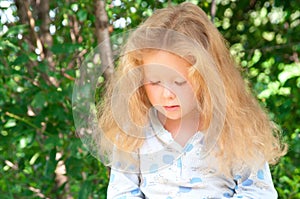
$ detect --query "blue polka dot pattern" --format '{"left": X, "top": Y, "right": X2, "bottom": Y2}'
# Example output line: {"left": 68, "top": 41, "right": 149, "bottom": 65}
{"left": 223, "top": 192, "right": 231, "bottom": 198}
{"left": 109, "top": 173, "right": 115, "bottom": 183}
{"left": 190, "top": 177, "right": 202, "bottom": 184}
{"left": 163, "top": 154, "right": 174, "bottom": 164}
{"left": 142, "top": 177, "right": 147, "bottom": 187}
{"left": 131, "top": 188, "right": 140, "bottom": 195}
{"left": 149, "top": 164, "right": 158, "bottom": 173}
{"left": 115, "top": 161, "right": 121, "bottom": 168}
{"left": 234, "top": 175, "right": 242, "bottom": 181}
{"left": 107, "top": 114, "right": 278, "bottom": 198}
{"left": 177, "top": 158, "right": 182, "bottom": 169}
{"left": 242, "top": 179, "right": 254, "bottom": 186}
{"left": 178, "top": 186, "right": 192, "bottom": 193}
{"left": 128, "top": 164, "right": 135, "bottom": 171}
{"left": 257, "top": 169, "right": 264, "bottom": 180}
{"left": 234, "top": 185, "right": 238, "bottom": 190}
{"left": 184, "top": 144, "right": 194, "bottom": 152}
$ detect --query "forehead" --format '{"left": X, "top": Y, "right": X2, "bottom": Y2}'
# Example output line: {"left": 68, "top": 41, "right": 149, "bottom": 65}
{"left": 142, "top": 50, "right": 191, "bottom": 77}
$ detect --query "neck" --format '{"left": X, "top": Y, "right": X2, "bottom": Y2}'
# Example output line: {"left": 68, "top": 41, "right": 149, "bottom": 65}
{"left": 157, "top": 111, "right": 200, "bottom": 146}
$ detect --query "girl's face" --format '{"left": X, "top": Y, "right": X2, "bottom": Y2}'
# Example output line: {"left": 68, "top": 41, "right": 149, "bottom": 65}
{"left": 143, "top": 51, "right": 199, "bottom": 121}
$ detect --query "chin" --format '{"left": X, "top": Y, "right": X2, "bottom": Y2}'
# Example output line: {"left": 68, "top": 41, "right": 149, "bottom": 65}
{"left": 164, "top": 114, "right": 182, "bottom": 121}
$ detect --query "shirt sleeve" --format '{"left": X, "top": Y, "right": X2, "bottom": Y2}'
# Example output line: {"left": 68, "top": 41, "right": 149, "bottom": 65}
{"left": 229, "top": 162, "right": 278, "bottom": 199}
{"left": 107, "top": 168, "right": 145, "bottom": 199}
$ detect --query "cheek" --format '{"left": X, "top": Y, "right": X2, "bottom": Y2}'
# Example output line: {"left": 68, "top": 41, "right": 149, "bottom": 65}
{"left": 144, "top": 85, "right": 158, "bottom": 103}
{"left": 175, "top": 86, "right": 198, "bottom": 106}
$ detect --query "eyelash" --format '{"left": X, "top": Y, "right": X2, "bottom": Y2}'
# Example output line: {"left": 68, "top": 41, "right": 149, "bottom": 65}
{"left": 148, "top": 81, "right": 187, "bottom": 86}
{"left": 175, "top": 81, "right": 187, "bottom": 86}
{"left": 149, "top": 81, "right": 160, "bottom": 85}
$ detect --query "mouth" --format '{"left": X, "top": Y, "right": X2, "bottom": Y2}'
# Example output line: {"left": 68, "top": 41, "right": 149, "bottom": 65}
{"left": 163, "top": 105, "right": 180, "bottom": 111}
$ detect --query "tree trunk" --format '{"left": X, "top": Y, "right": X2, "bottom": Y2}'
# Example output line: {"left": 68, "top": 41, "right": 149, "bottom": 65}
{"left": 15, "top": 0, "right": 44, "bottom": 57}
{"left": 211, "top": 0, "right": 217, "bottom": 23}
{"left": 37, "top": 0, "right": 55, "bottom": 70}
{"left": 94, "top": 0, "right": 114, "bottom": 80}
{"left": 14, "top": 0, "right": 59, "bottom": 87}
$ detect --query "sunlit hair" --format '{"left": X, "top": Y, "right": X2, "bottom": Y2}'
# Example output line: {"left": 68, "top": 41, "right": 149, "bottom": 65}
{"left": 98, "top": 2, "right": 286, "bottom": 175}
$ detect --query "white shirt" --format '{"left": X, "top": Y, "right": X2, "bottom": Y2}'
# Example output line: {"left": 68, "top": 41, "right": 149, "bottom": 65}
{"left": 107, "top": 110, "right": 278, "bottom": 199}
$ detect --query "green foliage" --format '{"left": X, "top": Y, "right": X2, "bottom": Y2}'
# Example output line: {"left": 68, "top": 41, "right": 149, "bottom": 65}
{"left": 0, "top": 0, "right": 299, "bottom": 198}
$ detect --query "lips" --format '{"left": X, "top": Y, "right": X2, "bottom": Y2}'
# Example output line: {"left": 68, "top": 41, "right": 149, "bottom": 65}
{"left": 163, "top": 105, "right": 180, "bottom": 111}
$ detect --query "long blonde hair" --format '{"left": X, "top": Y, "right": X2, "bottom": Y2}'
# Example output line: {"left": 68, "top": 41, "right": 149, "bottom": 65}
{"left": 98, "top": 2, "right": 286, "bottom": 174}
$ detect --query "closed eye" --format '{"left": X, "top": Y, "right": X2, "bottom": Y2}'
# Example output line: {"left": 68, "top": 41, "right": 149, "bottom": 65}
{"left": 149, "top": 81, "right": 161, "bottom": 85}
{"left": 175, "top": 81, "right": 187, "bottom": 86}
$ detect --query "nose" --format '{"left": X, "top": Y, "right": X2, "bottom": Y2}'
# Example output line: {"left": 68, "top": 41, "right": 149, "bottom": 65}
{"left": 162, "top": 86, "right": 176, "bottom": 99}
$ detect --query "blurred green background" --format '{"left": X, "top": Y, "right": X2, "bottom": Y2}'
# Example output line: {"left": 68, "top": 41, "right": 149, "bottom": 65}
{"left": 0, "top": 0, "right": 299, "bottom": 198}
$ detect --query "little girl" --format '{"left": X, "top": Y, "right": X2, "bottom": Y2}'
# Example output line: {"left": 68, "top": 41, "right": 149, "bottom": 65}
{"left": 97, "top": 2, "right": 286, "bottom": 198}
